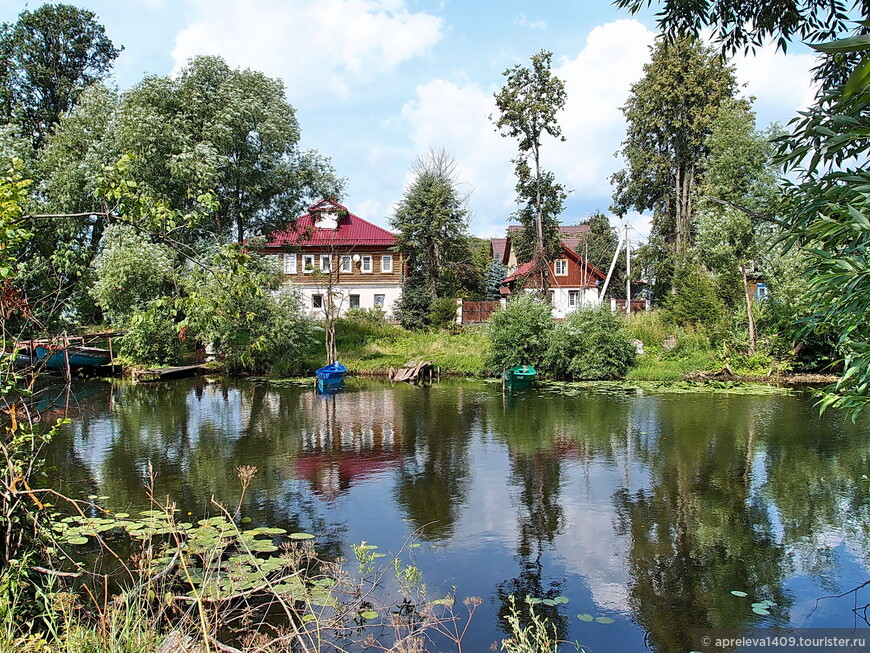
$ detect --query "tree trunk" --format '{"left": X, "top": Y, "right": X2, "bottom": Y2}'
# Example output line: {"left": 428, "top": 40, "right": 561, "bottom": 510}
{"left": 533, "top": 147, "right": 549, "bottom": 293}
{"left": 740, "top": 265, "right": 756, "bottom": 355}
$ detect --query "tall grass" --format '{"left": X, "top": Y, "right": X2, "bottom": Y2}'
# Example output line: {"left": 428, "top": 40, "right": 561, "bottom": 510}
{"left": 623, "top": 311, "right": 719, "bottom": 381}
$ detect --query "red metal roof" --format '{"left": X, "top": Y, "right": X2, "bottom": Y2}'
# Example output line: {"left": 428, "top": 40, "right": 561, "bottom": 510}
{"left": 265, "top": 199, "right": 397, "bottom": 248}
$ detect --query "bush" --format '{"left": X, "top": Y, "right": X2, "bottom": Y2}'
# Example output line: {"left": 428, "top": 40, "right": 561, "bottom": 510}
{"left": 664, "top": 263, "right": 724, "bottom": 328}
{"left": 394, "top": 282, "right": 433, "bottom": 330}
{"left": 344, "top": 307, "right": 387, "bottom": 326}
{"left": 485, "top": 293, "right": 553, "bottom": 373}
{"left": 544, "top": 308, "right": 636, "bottom": 380}
{"left": 118, "top": 303, "right": 186, "bottom": 366}
{"left": 91, "top": 225, "right": 177, "bottom": 323}
{"left": 429, "top": 297, "right": 458, "bottom": 329}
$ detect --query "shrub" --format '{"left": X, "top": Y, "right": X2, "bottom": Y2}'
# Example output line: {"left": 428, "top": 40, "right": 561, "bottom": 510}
{"left": 664, "top": 263, "right": 724, "bottom": 328}
{"left": 394, "top": 282, "right": 433, "bottom": 330}
{"left": 544, "top": 308, "right": 636, "bottom": 380}
{"left": 485, "top": 293, "right": 553, "bottom": 373}
{"left": 91, "top": 224, "right": 177, "bottom": 323}
{"left": 344, "top": 307, "right": 387, "bottom": 327}
{"left": 118, "top": 302, "right": 186, "bottom": 366}
{"left": 429, "top": 297, "right": 458, "bottom": 329}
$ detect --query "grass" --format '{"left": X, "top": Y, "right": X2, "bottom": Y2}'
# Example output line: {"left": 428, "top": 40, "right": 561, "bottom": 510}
{"left": 305, "top": 319, "right": 488, "bottom": 375}
{"left": 623, "top": 311, "right": 721, "bottom": 381}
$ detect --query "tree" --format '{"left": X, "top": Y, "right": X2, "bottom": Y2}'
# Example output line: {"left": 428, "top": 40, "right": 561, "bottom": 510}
{"left": 485, "top": 294, "right": 554, "bottom": 373}
{"left": 1, "top": 4, "right": 120, "bottom": 149}
{"left": 613, "top": 2, "right": 870, "bottom": 415}
{"left": 611, "top": 36, "right": 737, "bottom": 297}
{"left": 113, "top": 55, "right": 344, "bottom": 243}
{"left": 492, "top": 50, "right": 567, "bottom": 289}
{"left": 695, "top": 99, "right": 780, "bottom": 354}
{"left": 390, "top": 148, "right": 472, "bottom": 298}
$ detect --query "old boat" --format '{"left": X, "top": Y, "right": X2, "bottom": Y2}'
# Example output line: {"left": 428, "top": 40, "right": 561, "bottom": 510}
{"left": 315, "top": 361, "right": 347, "bottom": 388}
{"left": 33, "top": 344, "right": 112, "bottom": 371}
{"left": 503, "top": 364, "right": 537, "bottom": 390}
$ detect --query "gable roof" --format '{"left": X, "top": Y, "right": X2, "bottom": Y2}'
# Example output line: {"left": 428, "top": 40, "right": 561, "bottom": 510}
{"left": 505, "top": 224, "right": 592, "bottom": 253}
{"left": 490, "top": 237, "right": 508, "bottom": 263}
{"left": 503, "top": 243, "right": 606, "bottom": 284}
{"left": 265, "top": 199, "right": 397, "bottom": 248}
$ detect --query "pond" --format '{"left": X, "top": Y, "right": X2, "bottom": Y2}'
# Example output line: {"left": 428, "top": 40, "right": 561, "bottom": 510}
{"left": 46, "top": 377, "right": 870, "bottom": 652}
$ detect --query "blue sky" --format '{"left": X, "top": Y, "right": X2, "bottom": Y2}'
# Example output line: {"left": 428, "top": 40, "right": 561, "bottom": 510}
{"left": 1, "top": 0, "right": 819, "bottom": 244}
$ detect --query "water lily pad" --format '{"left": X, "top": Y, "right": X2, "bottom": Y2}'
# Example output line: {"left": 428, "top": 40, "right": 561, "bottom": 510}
{"left": 577, "top": 613, "right": 594, "bottom": 622}
{"left": 288, "top": 532, "right": 314, "bottom": 540}
{"left": 65, "top": 536, "right": 89, "bottom": 545}
{"left": 730, "top": 590, "right": 749, "bottom": 597}
{"left": 594, "top": 617, "right": 615, "bottom": 624}
{"left": 360, "top": 610, "right": 378, "bottom": 619}
{"left": 553, "top": 596, "right": 569, "bottom": 604}
{"left": 114, "top": 513, "right": 130, "bottom": 519}
{"left": 752, "top": 606, "right": 770, "bottom": 616}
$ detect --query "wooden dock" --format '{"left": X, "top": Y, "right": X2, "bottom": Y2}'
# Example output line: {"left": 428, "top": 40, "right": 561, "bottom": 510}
{"left": 131, "top": 364, "right": 208, "bottom": 382}
{"left": 388, "top": 360, "right": 436, "bottom": 384}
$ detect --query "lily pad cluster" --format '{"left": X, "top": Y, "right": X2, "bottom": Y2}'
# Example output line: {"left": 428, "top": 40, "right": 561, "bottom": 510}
{"left": 730, "top": 590, "right": 776, "bottom": 616}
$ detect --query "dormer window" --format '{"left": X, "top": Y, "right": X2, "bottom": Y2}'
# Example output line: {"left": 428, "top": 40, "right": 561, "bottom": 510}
{"left": 314, "top": 211, "right": 339, "bottom": 230}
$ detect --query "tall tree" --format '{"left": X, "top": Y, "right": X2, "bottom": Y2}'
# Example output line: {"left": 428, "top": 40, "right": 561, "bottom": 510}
{"left": 492, "top": 50, "right": 567, "bottom": 289}
{"left": 1, "top": 4, "right": 120, "bottom": 149}
{"left": 114, "top": 55, "right": 344, "bottom": 244}
{"left": 611, "top": 36, "right": 737, "bottom": 296}
{"left": 614, "top": 2, "right": 870, "bottom": 415}
{"left": 390, "top": 148, "right": 472, "bottom": 298}
{"left": 694, "top": 99, "right": 781, "bottom": 354}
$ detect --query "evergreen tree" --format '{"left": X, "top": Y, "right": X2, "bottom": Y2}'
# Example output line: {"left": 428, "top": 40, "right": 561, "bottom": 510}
{"left": 390, "top": 148, "right": 472, "bottom": 306}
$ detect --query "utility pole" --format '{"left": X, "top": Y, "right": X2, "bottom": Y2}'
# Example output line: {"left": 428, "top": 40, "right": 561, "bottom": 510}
{"left": 625, "top": 224, "right": 631, "bottom": 316}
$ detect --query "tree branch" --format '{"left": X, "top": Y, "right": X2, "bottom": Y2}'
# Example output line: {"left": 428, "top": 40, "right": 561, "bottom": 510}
{"left": 703, "top": 196, "right": 791, "bottom": 229}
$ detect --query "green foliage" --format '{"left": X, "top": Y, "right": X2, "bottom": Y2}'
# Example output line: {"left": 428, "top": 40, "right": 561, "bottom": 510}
{"left": 117, "top": 303, "right": 185, "bottom": 366}
{"left": 0, "top": 159, "right": 31, "bottom": 281}
{"left": 486, "top": 294, "right": 553, "bottom": 373}
{"left": 1, "top": 4, "right": 120, "bottom": 149}
{"left": 429, "top": 297, "right": 458, "bottom": 329}
{"left": 500, "top": 595, "right": 584, "bottom": 653}
{"left": 664, "top": 263, "right": 724, "bottom": 329}
{"left": 580, "top": 211, "right": 624, "bottom": 298}
{"left": 486, "top": 256, "right": 509, "bottom": 300}
{"left": 390, "top": 149, "right": 472, "bottom": 298}
{"left": 611, "top": 36, "right": 737, "bottom": 295}
{"left": 184, "top": 244, "right": 316, "bottom": 374}
{"left": 394, "top": 280, "right": 434, "bottom": 330}
{"left": 90, "top": 224, "right": 177, "bottom": 324}
{"left": 544, "top": 308, "right": 636, "bottom": 380}
{"left": 343, "top": 307, "right": 387, "bottom": 327}
{"left": 493, "top": 50, "right": 567, "bottom": 272}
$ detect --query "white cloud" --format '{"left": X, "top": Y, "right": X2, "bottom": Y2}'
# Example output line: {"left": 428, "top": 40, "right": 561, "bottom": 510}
{"left": 732, "top": 43, "right": 818, "bottom": 121}
{"left": 171, "top": 0, "right": 443, "bottom": 101}
{"left": 515, "top": 14, "right": 547, "bottom": 30}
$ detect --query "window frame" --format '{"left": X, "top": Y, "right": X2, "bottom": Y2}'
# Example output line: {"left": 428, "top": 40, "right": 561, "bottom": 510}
{"left": 349, "top": 294, "right": 360, "bottom": 309}
{"left": 568, "top": 290, "right": 579, "bottom": 307}
{"left": 312, "top": 294, "right": 323, "bottom": 309}
{"left": 320, "top": 254, "right": 332, "bottom": 273}
{"left": 381, "top": 255, "right": 393, "bottom": 274}
{"left": 374, "top": 294, "right": 385, "bottom": 308}
{"left": 341, "top": 255, "right": 352, "bottom": 274}
{"left": 302, "top": 254, "right": 315, "bottom": 273}
{"left": 361, "top": 255, "right": 373, "bottom": 273}
{"left": 554, "top": 259, "right": 568, "bottom": 276}
{"left": 283, "top": 253, "right": 297, "bottom": 275}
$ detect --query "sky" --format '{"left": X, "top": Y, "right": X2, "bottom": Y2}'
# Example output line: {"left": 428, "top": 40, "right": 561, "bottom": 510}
{"left": 1, "top": 0, "right": 820, "bottom": 245}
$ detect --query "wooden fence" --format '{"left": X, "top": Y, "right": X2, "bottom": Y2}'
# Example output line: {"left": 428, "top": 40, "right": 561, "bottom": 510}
{"left": 460, "top": 300, "right": 501, "bottom": 324}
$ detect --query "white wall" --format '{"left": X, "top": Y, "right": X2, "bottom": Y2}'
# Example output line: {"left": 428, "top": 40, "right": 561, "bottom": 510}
{"left": 550, "top": 287, "right": 601, "bottom": 319}
{"left": 283, "top": 282, "right": 402, "bottom": 319}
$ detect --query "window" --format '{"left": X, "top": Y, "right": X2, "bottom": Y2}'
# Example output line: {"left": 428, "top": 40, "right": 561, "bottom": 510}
{"left": 302, "top": 254, "right": 315, "bottom": 273}
{"left": 312, "top": 294, "right": 323, "bottom": 309}
{"left": 554, "top": 259, "right": 568, "bottom": 276}
{"left": 283, "top": 253, "right": 297, "bottom": 274}
{"left": 756, "top": 283, "right": 769, "bottom": 301}
{"left": 349, "top": 294, "right": 360, "bottom": 309}
{"left": 381, "top": 255, "right": 393, "bottom": 273}
{"left": 361, "top": 255, "right": 372, "bottom": 273}
{"left": 374, "top": 294, "right": 385, "bottom": 308}
{"left": 320, "top": 254, "right": 332, "bottom": 273}
{"left": 568, "top": 290, "right": 579, "bottom": 307}
{"left": 341, "top": 255, "right": 352, "bottom": 273}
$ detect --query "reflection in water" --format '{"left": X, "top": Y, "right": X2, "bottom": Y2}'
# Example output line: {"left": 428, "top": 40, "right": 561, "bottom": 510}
{"left": 45, "top": 379, "right": 870, "bottom": 652}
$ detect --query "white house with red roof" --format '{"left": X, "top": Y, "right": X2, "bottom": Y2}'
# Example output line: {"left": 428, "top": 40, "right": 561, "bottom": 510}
{"left": 262, "top": 199, "right": 404, "bottom": 318}
{"left": 495, "top": 226, "right": 606, "bottom": 319}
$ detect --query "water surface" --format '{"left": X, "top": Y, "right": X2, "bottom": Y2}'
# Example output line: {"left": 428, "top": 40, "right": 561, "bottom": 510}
{"left": 47, "top": 378, "right": 870, "bottom": 652}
